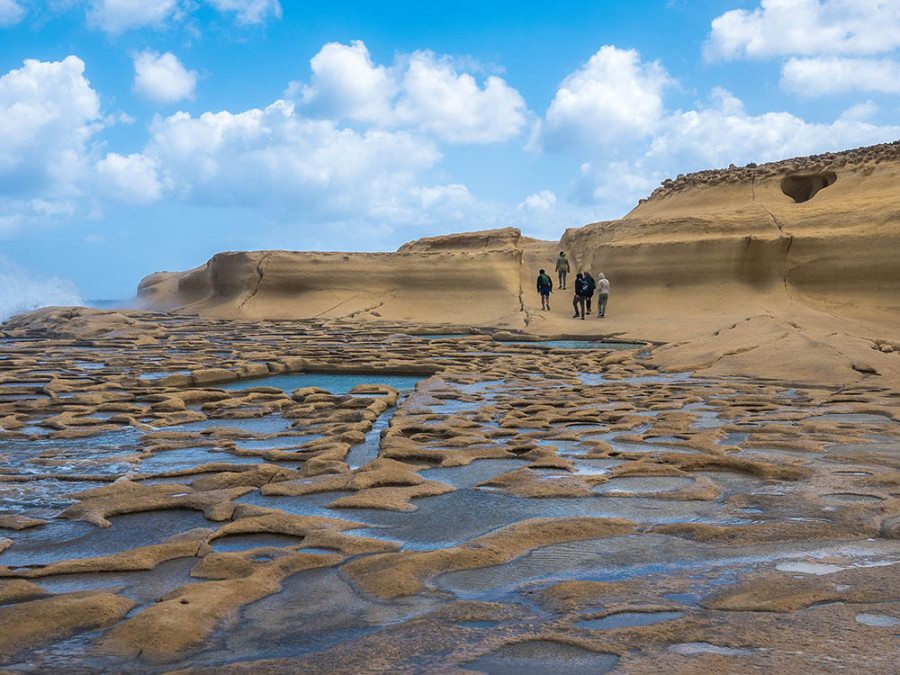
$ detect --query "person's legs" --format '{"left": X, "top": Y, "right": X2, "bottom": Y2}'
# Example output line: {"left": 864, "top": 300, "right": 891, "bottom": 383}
{"left": 560, "top": 271, "right": 567, "bottom": 289}
{"left": 572, "top": 296, "right": 585, "bottom": 318}
{"left": 586, "top": 293, "right": 593, "bottom": 314}
{"left": 598, "top": 292, "right": 608, "bottom": 317}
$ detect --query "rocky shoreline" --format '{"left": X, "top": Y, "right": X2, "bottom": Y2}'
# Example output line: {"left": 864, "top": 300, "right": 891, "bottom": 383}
{"left": 0, "top": 307, "right": 897, "bottom": 672}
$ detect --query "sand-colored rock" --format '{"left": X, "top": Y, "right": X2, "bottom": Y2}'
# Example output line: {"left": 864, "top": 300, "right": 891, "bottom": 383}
{"left": 102, "top": 551, "right": 339, "bottom": 660}
{"left": 342, "top": 516, "right": 634, "bottom": 598}
{"left": 137, "top": 228, "right": 528, "bottom": 327}
{"left": 131, "top": 142, "right": 900, "bottom": 387}
{"left": 0, "top": 591, "right": 136, "bottom": 658}
{"left": 2, "top": 141, "right": 900, "bottom": 673}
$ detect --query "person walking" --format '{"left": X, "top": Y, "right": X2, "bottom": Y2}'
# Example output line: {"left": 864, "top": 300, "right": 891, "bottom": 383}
{"left": 536, "top": 268, "right": 553, "bottom": 310}
{"left": 555, "top": 252, "right": 570, "bottom": 290}
{"left": 596, "top": 272, "right": 610, "bottom": 318}
{"left": 582, "top": 271, "right": 596, "bottom": 314}
{"left": 572, "top": 273, "right": 587, "bottom": 319}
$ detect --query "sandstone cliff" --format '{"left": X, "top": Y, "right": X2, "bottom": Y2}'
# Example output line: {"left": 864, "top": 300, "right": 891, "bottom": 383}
{"left": 135, "top": 141, "right": 900, "bottom": 384}
{"left": 138, "top": 228, "right": 532, "bottom": 327}
{"left": 560, "top": 141, "right": 900, "bottom": 322}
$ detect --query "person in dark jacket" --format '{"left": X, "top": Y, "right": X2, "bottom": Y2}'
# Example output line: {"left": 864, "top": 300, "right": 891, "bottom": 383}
{"left": 572, "top": 273, "right": 587, "bottom": 319}
{"left": 582, "top": 271, "right": 596, "bottom": 314}
{"left": 536, "top": 269, "right": 553, "bottom": 310}
{"left": 555, "top": 252, "right": 570, "bottom": 289}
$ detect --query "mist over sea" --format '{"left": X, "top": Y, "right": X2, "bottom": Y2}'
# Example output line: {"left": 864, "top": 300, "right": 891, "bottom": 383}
{"left": 0, "top": 256, "right": 84, "bottom": 322}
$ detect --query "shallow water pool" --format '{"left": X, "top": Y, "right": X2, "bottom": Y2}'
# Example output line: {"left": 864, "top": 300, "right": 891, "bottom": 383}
{"left": 221, "top": 372, "right": 425, "bottom": 394}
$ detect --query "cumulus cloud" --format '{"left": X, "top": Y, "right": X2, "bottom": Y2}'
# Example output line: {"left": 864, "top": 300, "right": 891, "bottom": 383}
{"left": 301, "top": 41, "right": 396, "bottom": 124}
{"left": 649, "top": 88, "right": 900, "bottom": 168}
{"left": 295, "top": 41, "right": 527, "bottom": 144}
{"left": 139, "top": 100, "right": 445, "bottom": 220}
{"left": 534, "top": 45, "right": 673, "bottom": 152}
{"left": 204, "top": 0, "right": 281, "bottom": 25}
{"left": 86, "top": 0, "right": 179, "bottom": 34}
{"left": 705, "top": 0, "right": 900, "bottom": 61}
{"left": 394, "top": 51, "right": 527, "bottom": 143}
{"left": 0, "top": 52, "right": 498, "bottom": 241}
{"left": 839, "top": 100, "right": 881, "bottom": 121}
{"left": 782, "top": 56, "right": 900, "bottom": 96}
{"left": 0, "top": 0, "right": 25, "bottom": 26}
{"left": 519, "top": 190, "right": 557, "bottom": 211}
{"left": 571, "top": 87, "right": 900, "bottom": 212}
{"left": 95, "top": 152, "right": 165, "bottom": 204}
{"left": 133, "top": 51, "right": 198, "bottom": 103}
{"left": 0, "top": 56, "right": 101, "bottom": 196}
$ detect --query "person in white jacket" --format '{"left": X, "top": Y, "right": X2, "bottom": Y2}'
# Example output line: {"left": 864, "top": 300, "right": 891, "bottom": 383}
{"left": 596, "top": 273, "right": 610, "bottom": 318}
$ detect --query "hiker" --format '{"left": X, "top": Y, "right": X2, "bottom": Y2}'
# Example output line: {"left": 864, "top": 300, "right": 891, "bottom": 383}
{"left": 572, "top": 273, "right": 588, "bottom": 319}
{"left": 555, "top": 252, "right": 570, "bottom": 289}
{"left": 582, "top": 271, "right": 596, "bottom": 314}
{"left": 536, "top": 268, "right": 553, "bottom": 310}
{"left": 597, "top": 272, "right": 610, "bottom": 318}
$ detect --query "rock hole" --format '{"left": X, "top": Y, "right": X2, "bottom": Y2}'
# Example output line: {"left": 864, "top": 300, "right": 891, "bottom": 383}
{"left": 781, "top": 172, "right": 837, "bottom": 203}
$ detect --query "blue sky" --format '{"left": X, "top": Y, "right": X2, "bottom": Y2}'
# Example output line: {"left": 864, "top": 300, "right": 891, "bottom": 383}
{"left": 1, "top": 0, "right": 898, "bottom": 303}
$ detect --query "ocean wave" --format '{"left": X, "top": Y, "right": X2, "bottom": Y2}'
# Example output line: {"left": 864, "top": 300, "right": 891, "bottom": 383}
{"left": 0, "top": 257, "right": 84, "bottom": 323}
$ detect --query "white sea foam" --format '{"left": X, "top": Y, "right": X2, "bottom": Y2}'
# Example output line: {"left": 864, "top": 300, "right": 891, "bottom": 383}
{"left": 0, "top": 257, "right": 84, "bottom": 322}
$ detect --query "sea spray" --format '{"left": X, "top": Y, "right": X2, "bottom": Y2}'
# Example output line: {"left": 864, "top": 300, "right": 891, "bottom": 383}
{"left": 0, "top": 256, "right": 84, "bottom": 322}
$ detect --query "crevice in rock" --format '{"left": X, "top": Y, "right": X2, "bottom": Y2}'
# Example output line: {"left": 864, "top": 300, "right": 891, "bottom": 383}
{"left": 238, "top": 253, "right": 271, "bottom": 311}
{"left": 517, "top": 249, "right": 525, "bottom": 314}
{"left": 313, "top": 294, "right": 364, "bottom": 319}
{"left": 783, "top": 235, "right": 794, "bottom": 292}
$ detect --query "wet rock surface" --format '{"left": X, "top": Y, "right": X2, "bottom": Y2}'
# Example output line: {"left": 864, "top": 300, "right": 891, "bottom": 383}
{"left": 0, "top": 310, "right": 898, "bottom": 672}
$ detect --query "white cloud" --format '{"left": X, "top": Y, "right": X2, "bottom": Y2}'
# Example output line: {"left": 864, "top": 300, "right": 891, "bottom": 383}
{"left": 86, "top": 0, "right": 179, "bottom": 34}
{"left": 133, "top": 51, "right": 198, "bottom": 103}
{"left": 573, "top": 161, "right": 662, "bottom": 216}
{"left": 840, "top": 100, "right": 881, "bottom": 121}
{"left": 0, "top": 199, "right": 84, "bottom": 237}
{"left": 300, "top": 40, "right": 396, "bottom": 124}
{"left": 373, "top": 183, "right": 476, "bottom": 225}
{"left": 85, "top": 0, "right": 281, "bottom": 33}
{"left": 0, "top": 0, "right": 25, "bottom": 26}
{"left": 394, "top": 51, "right": 527, "bottom": 143}
{"left": 204, "top": 0, "right": 281, "bottom": 25}
{"left": 570, "top": 86, "right": 900, "bottom": 212}
{"left": 705, "top": 0, "right": 900, "bottom": 61}
{"left": 295, "top": 41, "right": 527, "bottom": 144}
{"left": 782, "top": 56, "right": 900, "bottom": 96}
{"left": 650, "top": 88, "right": 900, "bottom": 168}
{"left": 519, "top": 190, "right": 557, "bottom": 211}
{"left": 140, "top": 100, "right": 444, "bottom": 220}
{"left": 95, "top": 152, "right": 165, "bottom": 204}
{"left": 535, "top": 45, "right": 673, "bottom": 152}
{"left": 30, "top": 199, "right": 77, "bottom": 217}
{"left": 0, "top": 56, "right": 101, "bottom": 196}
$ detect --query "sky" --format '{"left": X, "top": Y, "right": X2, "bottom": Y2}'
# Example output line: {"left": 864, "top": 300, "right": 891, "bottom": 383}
{"left": 1, "top": 0, "right": 899, "bottom": 304}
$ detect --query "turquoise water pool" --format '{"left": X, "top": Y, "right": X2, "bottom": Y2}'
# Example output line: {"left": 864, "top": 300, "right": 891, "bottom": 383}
{"left": 221, "top": 372, "right": 425, "bottom": 394}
